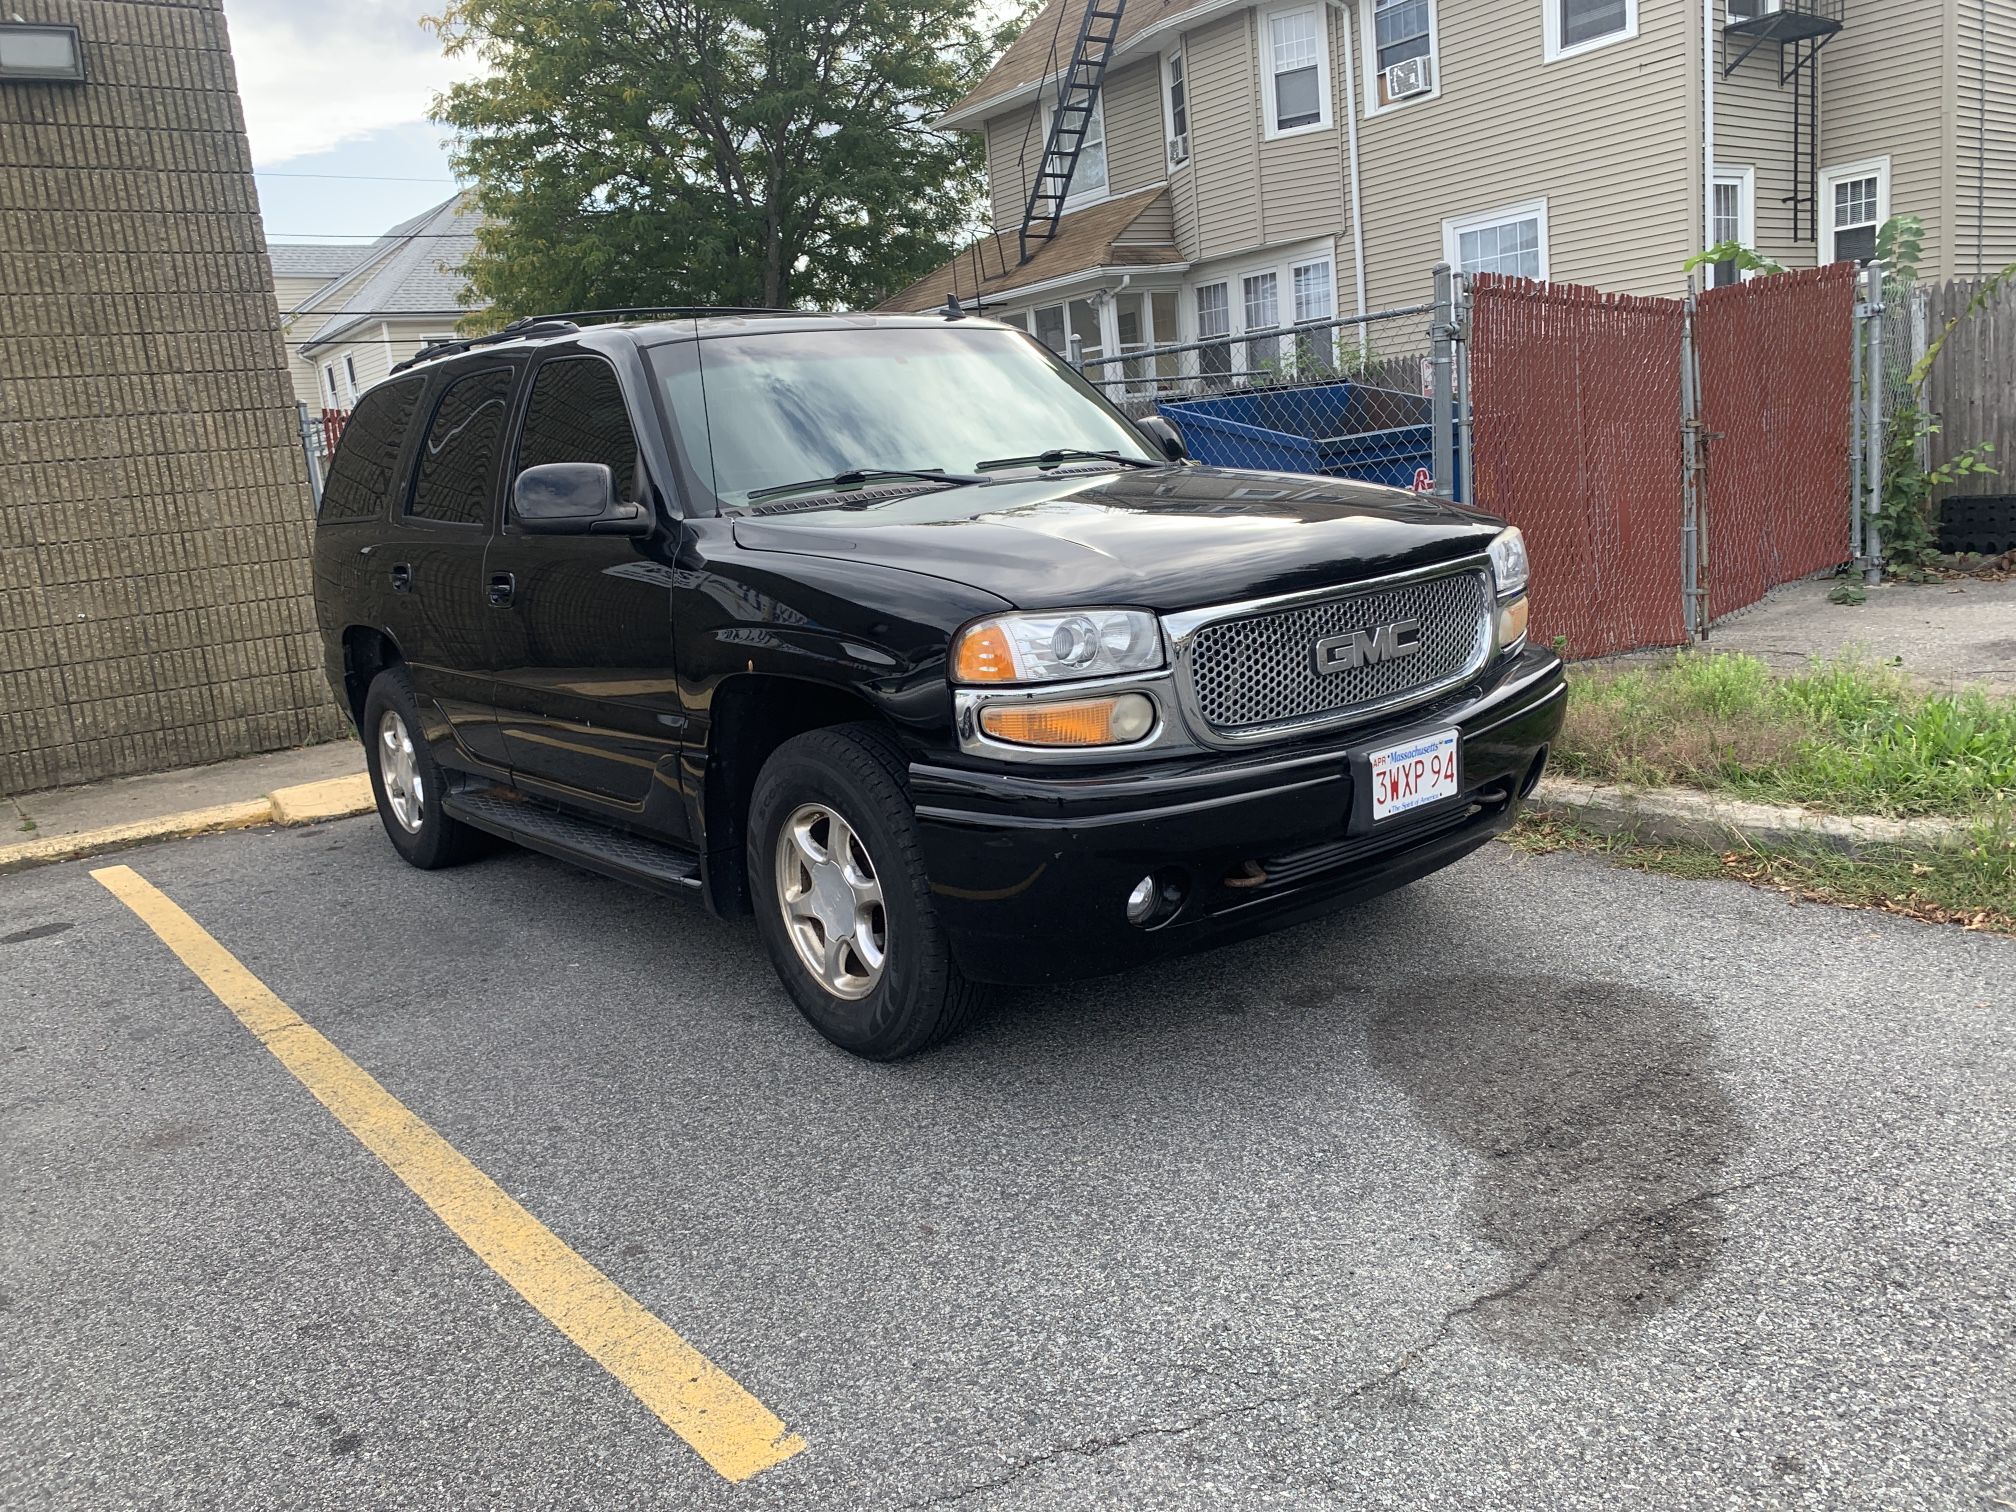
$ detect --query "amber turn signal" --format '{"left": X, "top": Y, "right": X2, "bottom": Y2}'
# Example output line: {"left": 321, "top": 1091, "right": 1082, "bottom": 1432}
{"left": 952, "top": 622, "right": 1017, "bottom": 683}
{"left": 979, "top": 693, "right": 1156, "bottom": 747}
{"left": 1497, "top": 594, "right": 1530, "bottom": 649}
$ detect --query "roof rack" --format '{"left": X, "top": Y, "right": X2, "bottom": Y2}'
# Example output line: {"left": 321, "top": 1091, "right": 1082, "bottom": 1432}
{"left": 386, "top": 306, "right": 828, "bottom": 374}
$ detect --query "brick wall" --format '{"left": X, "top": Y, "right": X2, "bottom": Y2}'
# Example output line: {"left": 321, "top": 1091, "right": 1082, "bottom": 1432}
{"left": 0, "top": 0, "right": 348, "bottom": 797}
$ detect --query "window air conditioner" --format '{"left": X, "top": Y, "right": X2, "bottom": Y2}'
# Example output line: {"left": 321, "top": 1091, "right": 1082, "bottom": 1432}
{"left": 1168, "top": 131, "right": 1189, "bottom": 163}
{"left": 1382, "top": 56, "right": 1433, "bottom": 100}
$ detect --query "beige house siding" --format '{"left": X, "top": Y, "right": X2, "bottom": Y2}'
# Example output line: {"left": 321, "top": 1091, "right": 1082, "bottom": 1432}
{"left": 1103, "top": 57, "right": 1169, "bottom": 196}
{"left": 1955, "top": 0, "right": 2016, "bottom": 274}
{"left": 1716, "top": 48, "right": 1813, "bottom": 270}
{"left": 1817, "top": 0, "right": 1951, "bottom": 273}
{"left": 1181, "top": 10, "right": 1267, "bottom": 262}
{"left": 985, "top": 107, "right": 1040, "bottom": 230}
{"left": 1356, "top": 0, "right": 1698, "bottom": 311}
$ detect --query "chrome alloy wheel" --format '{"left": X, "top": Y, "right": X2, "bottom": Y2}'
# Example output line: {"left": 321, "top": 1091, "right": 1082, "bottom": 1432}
{"left": 377, "top": 709, "right": 425, "bottom": 834}
{"left": 774, "top": 802, "right": 888, "bottom": 1000}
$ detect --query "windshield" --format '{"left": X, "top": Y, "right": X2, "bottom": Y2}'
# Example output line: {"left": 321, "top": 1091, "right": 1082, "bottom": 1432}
{"left": 650, "top": 325, "right": 1158, "bottom": 511}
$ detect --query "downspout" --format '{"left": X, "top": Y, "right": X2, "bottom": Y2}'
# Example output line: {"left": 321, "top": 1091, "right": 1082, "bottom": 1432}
{"left": 1701, "top": 0, "right": 1715, "bottom": 265}
{"left": 1332, "top": 0, "right": 1369, "bottom": 328}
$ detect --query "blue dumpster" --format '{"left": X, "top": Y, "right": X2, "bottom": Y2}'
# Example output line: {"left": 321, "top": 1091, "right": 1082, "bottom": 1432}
{"left": 1160, "top": 382, "right": 1446, "bottom": 495}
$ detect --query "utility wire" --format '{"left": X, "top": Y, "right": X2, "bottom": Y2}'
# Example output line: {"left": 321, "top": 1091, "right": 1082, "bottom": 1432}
{"left": 256, "top": 171, "right": 460, "bottom": 183}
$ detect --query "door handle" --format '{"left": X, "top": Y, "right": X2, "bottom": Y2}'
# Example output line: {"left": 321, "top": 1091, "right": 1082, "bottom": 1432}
{"left": 389, "top": 562, "right": 412, "bottom": 593}
{"left": 487, "top": 571, "right": 516, "bottom": 607}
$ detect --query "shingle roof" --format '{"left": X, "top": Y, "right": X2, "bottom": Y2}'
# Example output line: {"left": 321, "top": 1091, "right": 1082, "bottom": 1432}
{"left": 946, "top": 0, "right": 1219, "bottom": 124}
{"left": 297, "top": 191, "right": 490, "bottom": 353}
{"left": 267, "top": 243, "right": 370, "bottom": 280}
{"left": 876, "top": 186, "right": 1182, "bottom": 312}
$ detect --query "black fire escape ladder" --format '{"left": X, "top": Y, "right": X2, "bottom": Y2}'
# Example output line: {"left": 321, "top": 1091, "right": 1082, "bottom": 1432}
{"left": 1721, "top": 0, "right": 1844, "bottom": 244}
{"left": 1017, "top": 0, "right": 1128, "bottom": 265}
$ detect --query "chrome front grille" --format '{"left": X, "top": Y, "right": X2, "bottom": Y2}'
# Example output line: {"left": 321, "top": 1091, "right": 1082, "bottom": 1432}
{"left": 1177, "top": 566, "right": 1494, "bottom": 738}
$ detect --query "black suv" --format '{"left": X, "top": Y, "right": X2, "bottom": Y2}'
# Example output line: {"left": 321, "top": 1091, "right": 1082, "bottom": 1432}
{"left": 312, "top": 311, "right": 1564, "bottom": 1059}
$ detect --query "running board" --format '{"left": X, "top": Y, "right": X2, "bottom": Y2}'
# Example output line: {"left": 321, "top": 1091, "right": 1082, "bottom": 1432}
{"left": 443, "top": 788, "right": 702, "bottom": 895}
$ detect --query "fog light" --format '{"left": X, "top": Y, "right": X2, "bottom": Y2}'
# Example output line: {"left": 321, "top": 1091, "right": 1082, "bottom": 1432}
{"left": 1497, "top": 593, "right": 1530, "bottom": 650}
{"left": 1126, "top": 875, "right": 1157, "bottom": 925}
{"left": 980, "top": 691, "right": 1156, "bottom": 747}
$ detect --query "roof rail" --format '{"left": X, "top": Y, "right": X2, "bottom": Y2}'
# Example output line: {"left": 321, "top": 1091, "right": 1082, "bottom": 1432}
{"left": 388, "top": 314, "right": 583, "bottom": 374}
{"left": 532, "top": 305, "right": 806, "bottom": 323}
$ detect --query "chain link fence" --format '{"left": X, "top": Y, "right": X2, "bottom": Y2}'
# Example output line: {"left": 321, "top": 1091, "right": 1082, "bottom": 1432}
{"left": 1075, "top": 302, "right": 1449, "bottom": 495}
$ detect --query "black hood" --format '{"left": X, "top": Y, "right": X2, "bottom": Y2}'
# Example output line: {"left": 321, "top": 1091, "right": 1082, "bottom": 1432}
{"left": 729, "top": 465, "right": 1503, "bottom": 613}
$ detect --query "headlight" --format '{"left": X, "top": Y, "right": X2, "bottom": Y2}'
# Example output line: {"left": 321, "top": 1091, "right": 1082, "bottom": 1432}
{"left": 951, "top": 609, "right": 1165, "bottom": 684}
{"left": 1487, "top": 526, "right": 1529, "bottom": 600}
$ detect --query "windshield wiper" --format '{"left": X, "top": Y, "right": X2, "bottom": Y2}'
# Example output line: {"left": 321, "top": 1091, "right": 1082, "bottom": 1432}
{"left": 974, "top": 448, "right": 1160, "bottom": 473}
{"left": 744, "top": 466, "right": 986, "bottom": 504}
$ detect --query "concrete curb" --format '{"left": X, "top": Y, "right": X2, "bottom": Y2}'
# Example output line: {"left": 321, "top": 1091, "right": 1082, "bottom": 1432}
{"left": 0, "top": 773, "right": 374, "bottom": 876}
{"left": 1528, "top": 776, "right": 1968, "bottom": 857}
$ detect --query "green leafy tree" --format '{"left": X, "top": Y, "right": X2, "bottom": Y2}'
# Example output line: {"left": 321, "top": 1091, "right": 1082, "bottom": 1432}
{"left": 428, "top": 0, "right": 1019, "bottom": 319}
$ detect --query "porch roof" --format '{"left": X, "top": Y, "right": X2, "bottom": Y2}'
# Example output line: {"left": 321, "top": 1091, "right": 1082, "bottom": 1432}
{"left": 874, "top": 187, "right": 1184, "bottom": 314}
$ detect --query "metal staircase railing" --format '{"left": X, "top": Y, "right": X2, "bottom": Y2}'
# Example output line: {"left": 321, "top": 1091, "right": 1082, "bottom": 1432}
{"left": 1017, "top": 0, "right": 1128, "bottom": 265}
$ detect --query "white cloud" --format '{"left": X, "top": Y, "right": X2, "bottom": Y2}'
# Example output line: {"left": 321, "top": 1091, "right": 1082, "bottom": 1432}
{"left": 225, "top": 0, "right": 483, "bottom": 166}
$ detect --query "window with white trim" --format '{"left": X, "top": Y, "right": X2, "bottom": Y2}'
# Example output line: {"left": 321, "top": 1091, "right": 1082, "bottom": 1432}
{"left": 1366, "top": 0, "right": 1436, "bottom": 111}
{"left": 323, "top": 363, "right": 340, "bottom": 406}
{"left": 342, "top": 354, "right": 360, "bottom": 401}
{"left": 1444, "top": 199, "right": 1548, "bottom": 280}
{"left": 1292, "top": 257, "right": 1337, "bottom": 369}
{"left": 1163, "top": 50, "right": 1189, "bottom": 164}
{"left": 1044, "top": 95, "right": 1107, "bottom": 205}
{"left": 1243, "top": 271, "right": 1281, "bottom": 372}
{"left": 1709, "top": 166, "right": 1755, "bottom": 288}
{"left": 1546, "top": 0, "right": 1636, "bottom": 61}
{"left": 1196, "top": 282, "right": 1231, "bottom": 379}
{"left": 1725, "top": 0, "right": 1780, "bottom": 20}
{"left": 1262, "top": 4, "right": 1330, "bottom": 136}
{"left": 1821, "top": 159, "right": 1888, "bottom": 265}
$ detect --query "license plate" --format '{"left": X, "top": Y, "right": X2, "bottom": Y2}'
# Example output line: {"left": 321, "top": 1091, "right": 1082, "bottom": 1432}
{"left": 1368, "top": 729, "right": 1460, "bottom": 822}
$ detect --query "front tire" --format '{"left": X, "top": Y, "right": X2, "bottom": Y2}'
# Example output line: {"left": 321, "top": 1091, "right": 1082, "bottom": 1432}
{"left": 361, "top": 667, "right": 488, "bottom": 869}
{"left": 748, "top": 724, "right": 981, "bottom": 1059}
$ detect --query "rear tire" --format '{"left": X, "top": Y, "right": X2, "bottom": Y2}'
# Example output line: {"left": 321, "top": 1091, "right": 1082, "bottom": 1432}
{"left": 361, "top": 667, "right": 488, "bottom": 870}
{"left": 748, "top": 723, "right": 982, "bottom": 1059}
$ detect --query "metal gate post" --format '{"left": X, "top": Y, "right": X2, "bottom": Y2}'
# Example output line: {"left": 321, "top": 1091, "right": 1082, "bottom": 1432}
{"left": 1679, "top": 279, "right": 1706, "bottom": 640}
{"left": 1429, "top": 263, "right": 1455, "bottom": 500}
{"left": 1454, "top": 272, "right": 1475, "bottom": 506}
{"left": 296, "top": 400, "right": 324, "bottom": 509}
{"left": 1863, "top": 263, "right": 1886, "bottom": 587}
{"left": 1849, "top": 276, "right": 1865, "bottom": 563}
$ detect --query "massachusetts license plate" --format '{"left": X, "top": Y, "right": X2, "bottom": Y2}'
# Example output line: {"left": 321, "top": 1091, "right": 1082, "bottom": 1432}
{"left": 1368, "top": 729, "right": 1460, "bottom": 822}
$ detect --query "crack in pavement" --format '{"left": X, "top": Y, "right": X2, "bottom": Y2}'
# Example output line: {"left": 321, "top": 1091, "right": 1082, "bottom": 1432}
{"left": 903, "top": 1160, "right": 1816, "bottom": 1510}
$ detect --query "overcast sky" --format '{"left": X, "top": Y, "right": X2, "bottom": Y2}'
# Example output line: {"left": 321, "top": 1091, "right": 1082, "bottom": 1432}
{"left": 225, "top": 0, "right": 478, "bottom": 242}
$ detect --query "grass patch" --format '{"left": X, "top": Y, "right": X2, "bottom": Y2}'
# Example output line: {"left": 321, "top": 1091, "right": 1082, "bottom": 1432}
{"left": 1507, "top": 814, "right": 2016, "bottom": 935}
{"left": 1555, "top": 652, "right": 2016, "bottom": 820}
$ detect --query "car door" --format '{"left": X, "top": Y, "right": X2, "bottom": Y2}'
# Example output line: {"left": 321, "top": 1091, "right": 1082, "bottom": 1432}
{"left": 381, "top": 362, "right": 519, "bottom": 771}
{"left": 483, "top": 349, "right": 687, "bottom": 829}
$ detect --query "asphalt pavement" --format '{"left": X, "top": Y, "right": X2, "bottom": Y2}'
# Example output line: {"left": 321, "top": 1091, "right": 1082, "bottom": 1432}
{"left": 1, "top": 817, "right": 2010, "bottom": 1510}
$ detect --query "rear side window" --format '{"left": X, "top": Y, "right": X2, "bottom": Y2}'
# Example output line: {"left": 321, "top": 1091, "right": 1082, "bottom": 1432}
{"left": 408, "top": 366, "right": 514, "bottom": 526}
{"left": 515, "top": 357, "right": 640, "bottom": 504}
{"left": 319, "top": 377, "right": 423, "bottom": 523}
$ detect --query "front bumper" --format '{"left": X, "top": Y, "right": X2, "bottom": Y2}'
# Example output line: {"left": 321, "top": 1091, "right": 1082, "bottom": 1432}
{"left": 911, "top": 646, "right": 1567, "bottom": 985}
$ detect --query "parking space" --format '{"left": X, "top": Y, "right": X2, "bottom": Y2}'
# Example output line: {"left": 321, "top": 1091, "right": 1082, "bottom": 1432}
{"left": 3, "top": 818, "right": 2011, "bottom": 1509}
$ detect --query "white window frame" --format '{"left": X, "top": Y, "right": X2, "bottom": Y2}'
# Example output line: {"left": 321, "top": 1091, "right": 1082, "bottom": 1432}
{"left": 1161, "top": 48, "right": 1190, "bottom": 167}
{"left": 1818, "top": 156, "right": 1890, "bottom": 267}
{"left": 1544, "top": 0, "right": 1639, "bottom": 63}
{"left": 322, "top": 363, "right": 340, "bottom": 406}
{"left": 1725, "top": 0, "right": 1780, "bottom": 21}
{"left": 1442, "top": 198, "right": 1551, "bottom": 281}
{"left": 1183, "top": 240, "right": 1338, "bottom": 381}
{"left": 1259, "top": 1, "right": 1333, "bottom": 140}
{"left": 1041, "top": 93, "right": 1109, "bottom": 211}
{"left": 1360, "top": 0, "right": 1441, "bottom": 118}
{"left": 1709, "top": 164, "right": 1756, "bottom": 286}
{"left": 341, "top": 353, "right": 360, "bottom": 403}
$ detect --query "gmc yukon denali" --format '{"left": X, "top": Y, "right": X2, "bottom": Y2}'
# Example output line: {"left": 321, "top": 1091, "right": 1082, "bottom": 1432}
{"left": 312, "top": 311, "right": 1565, "bottom": 1059}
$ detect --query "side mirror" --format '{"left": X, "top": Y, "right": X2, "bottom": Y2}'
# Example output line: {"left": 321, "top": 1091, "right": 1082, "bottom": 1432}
{"left": 513, "top": 462, "right": 651, "bottom": 536}
{"left": 1136, "top": 415, "right": 1188, "bottom": 463}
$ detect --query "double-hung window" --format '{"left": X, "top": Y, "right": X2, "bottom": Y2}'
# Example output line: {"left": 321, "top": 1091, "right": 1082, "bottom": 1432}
{"left": 342, "top": 354, "right": 360, "bottom": 403}
{"left": 1366, "top": 0, "right": 1435, "bottom": 111}
{"left": 1292, "top": 258, "right": 1336, "bottom": 371}
{"left": 1262, "top": 4, "right": 1329, "bottom": 136}
{"left": 1243, "top": 272, "right": 1281, "bottom": 372}
{"left": 1444, "top": 200, "right": 1548, "bottom": 280}
{"left": 1164, "top": 51, "right": 1189, "bottom": 164}
{"left": 1821, "top": 158, "right": 1887, "bottom": 265}
{"left": 1709, "top": 167, "right": 1755, "bottom": 288}
{"left": 1546, "top": 0, "right": 1637, "bottom": 60}
{"left": 1196, "top": 283, "right": 1232, "bottom": 381}
{"left": 1045, "top": 95, "right": 1107, "bottom": 204}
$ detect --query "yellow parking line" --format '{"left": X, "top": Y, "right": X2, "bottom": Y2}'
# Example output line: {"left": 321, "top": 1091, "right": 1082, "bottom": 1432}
{"left": 91, "top": 863, "right": 806, "bottom": 1484}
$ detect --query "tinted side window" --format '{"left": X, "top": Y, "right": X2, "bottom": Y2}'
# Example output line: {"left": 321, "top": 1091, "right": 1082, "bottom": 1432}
{"left": 320, "top": 377, "right": 424, "bottom": 523}
{"left": 515, "top": 357, "right": 640, "bottom": 504}
{"left": 408, "top": 367, "right": 514, "bottom": 526}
